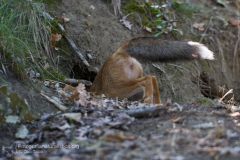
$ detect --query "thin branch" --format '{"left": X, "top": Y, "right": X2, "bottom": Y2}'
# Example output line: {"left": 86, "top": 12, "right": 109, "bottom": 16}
{"left": 43, "top": 12, "right": 90, "bottom": 67}
{"left": 41, "top": 92, "right": 68, "bottom": 111}
{"left": 124, "top": 105, "right": 167, "bottom": 118}
{"left": 219, "top": 89, "right": 233, "bottom": 102}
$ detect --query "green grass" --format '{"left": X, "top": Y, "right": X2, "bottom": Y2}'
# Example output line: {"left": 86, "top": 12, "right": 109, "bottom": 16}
{"left": 0, "top": 0, "right": 64, "bottom": 80}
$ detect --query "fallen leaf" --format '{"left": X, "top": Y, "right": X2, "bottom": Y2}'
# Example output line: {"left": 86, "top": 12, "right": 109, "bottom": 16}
{"left": 193, "top": 22, "right": 205, "bottom": 31}
{"left": 73, "top": 83, "right": 89, "bottom": 106}
{"left": 172, "top": 117, "right": 184, "bottom": 123}
{"left": 62, "top": 16, "right": 70, "bottom": 23}
{"left": 63, "top": 113, "right": 82, "bottom": 123}
{"left": 230, "top": 112, "right": 240, "bottom": 117}
{"left": 145, "top": 26, "right": 152, "bottom": 33}
{"left": 56, "top": 122, "right": 71, "bottom": 130}
{"left": 15, "top": 125, "right": 29, "bottom": 139}
{"left": 229, "top": 105, "right": 240, "bottom": 112}
{"left": 102, "top": 132, "right": 136, "bottom": 142}
{"left": 216, "top": 0, "right": 229, "bottom": 7}
{"left": 90, "top": 5, "right": 95, "bottom": 10}
{"left": 229, "top": 18, "right": 240, "bottom": 28}
{"left": 51, "top": 33, "right": 62, "bottom": 49}
{"left": 51, "top": 33, "right": 62, "bottom": 42}
{"left": 63, "top": 84, "right": 76, "bottom": 97}
{"left": 5, "top": 115, "right": 20, "bottom": 124}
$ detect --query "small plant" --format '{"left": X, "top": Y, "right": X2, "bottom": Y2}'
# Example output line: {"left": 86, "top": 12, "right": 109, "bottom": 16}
{"left": 172, "top": 0, "right": 198, "bottom": 17}
{"left": 123, "top": 0, "right": 197, "bottom": 36}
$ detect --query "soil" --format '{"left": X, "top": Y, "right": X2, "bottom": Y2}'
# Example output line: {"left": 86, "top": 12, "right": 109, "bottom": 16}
{"left": 52, "top": 0, "right": 205, "bottom": 103}
{"left": 2, "top": 99, "right": 240, "bottom": 160}
{"left": 0, "top": 0, "right": 240, "bottom": 159}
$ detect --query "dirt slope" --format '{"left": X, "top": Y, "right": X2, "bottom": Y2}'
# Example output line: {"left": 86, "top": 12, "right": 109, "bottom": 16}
{"left": 1, "top": 0, "right": 240, "bottom": 159}
{"left": 52, "top": 0, "right": 211, "bottom": 103}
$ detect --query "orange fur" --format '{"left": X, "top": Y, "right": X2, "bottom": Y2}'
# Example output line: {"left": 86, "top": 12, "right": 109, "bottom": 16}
{"left": 90, "top": 37, "right": 214, "bottom": 104}
{"left": 90, "top": 50, "right": 161, "bottom": 104}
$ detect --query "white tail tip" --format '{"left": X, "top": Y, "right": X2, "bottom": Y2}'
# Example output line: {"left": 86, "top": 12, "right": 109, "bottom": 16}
{"left": 188, "top": 41, "right": 214, "bottom": 60}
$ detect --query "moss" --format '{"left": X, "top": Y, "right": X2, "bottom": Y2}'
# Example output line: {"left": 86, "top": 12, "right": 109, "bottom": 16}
{"left": 172, "top": 0, "right": 198, "bottom": 17}
{"left": 195, "top": 97, "right": 216, "bottom": 107}
{"left": 0, "top": 85, "right": 36, "bottom": 124}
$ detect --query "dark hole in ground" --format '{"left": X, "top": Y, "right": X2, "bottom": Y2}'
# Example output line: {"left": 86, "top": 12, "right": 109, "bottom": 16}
{"left": 69, "top": 63, "right": 97, "bottom": 82}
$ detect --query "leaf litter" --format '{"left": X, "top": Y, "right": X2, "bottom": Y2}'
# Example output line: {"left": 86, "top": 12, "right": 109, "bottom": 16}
{"left": 1, "top": 81, "right": 240, "bottom": 160}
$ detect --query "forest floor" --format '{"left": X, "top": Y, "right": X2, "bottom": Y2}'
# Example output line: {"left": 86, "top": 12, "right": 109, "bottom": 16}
{"left": 2, "top": 97, "right": 240, "bottom": 160}
{"left": 0, "top": 0, "right": 240, "bottom": 159}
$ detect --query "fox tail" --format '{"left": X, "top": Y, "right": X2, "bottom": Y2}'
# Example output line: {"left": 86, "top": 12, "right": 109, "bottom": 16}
{"left": 120, "top": 37, "right": 214, "bottom": 62}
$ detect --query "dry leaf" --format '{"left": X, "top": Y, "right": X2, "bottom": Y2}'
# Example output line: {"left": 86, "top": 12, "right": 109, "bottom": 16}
{"left": 89, "top": 5, "right": 95, "bottom": 10}
{"left": 193, "top": 22, "right": 205, "bottom": 31}
{"left": 56, "top": 122, "right": 71, "bottom": 130}
{"left": 51, "top": 33, "right": 62, "bottom": 49}
{"left": 229, "top": 18, "right": 240, "bottom": 28}
{"left": 62, "top": 17, "right": 70, "bottom": 23}
{"left": 58, "top": 14, "right": 70, "bottom": 23}
{"left": 51, "top": 33, "right": 62, "bottom": 42}
{"left": 5, "top": 115, "right": 20, "bottom": 124}
{"left": 61, "top": 15, "right": 70, "bottom": 23}
{"left": 15, "top": 125, "right": 29, "bottom": 139}
{"left": 63, "top": 84, "right": 76, "bottom": 98}
{"left": 73, "top": 83, "right": 89, "bottom": 106}
{"left": 145, "top": 26, "right": 152, "bottom": 33}
{"left": 230, "top": 112, "right": 240, "bottom": 117}
{"left": 172, "top": 117, "right": 184, "bottom": 123}
{"left": 63, "top": 113, "right": 82, "bottom": 123}
{"left": 102, "top": 132, "right": 136, "bottom": 142}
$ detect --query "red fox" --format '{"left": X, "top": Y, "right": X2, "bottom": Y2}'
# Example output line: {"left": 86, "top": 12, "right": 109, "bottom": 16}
{"left": 90, "top": 37, "right": 214, "bottom": 104}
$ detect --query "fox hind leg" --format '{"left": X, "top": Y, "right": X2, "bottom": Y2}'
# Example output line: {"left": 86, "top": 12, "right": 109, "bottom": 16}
{"left": 151, "top": 76, "right": 161, "bottom": 104}
{"left": 113, "top": 76, "right": 154, "bottom": 103}
{"left": 128, "top": 75, "right": 154, "bottom": 104}
{"left": 142, "top": 76, "right": 154, "bottom": 103}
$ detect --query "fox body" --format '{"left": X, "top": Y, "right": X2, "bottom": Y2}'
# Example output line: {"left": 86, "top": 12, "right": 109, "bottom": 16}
{"left": 90, "top": 37, "right": 214, "bottom": 104}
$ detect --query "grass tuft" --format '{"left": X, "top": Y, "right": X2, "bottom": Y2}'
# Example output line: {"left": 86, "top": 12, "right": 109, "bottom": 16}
{"left": 0, "top": 0, "right": 64, "bottom": 80}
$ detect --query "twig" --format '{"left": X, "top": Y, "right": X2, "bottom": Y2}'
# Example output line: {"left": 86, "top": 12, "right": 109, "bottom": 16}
{"left": 41, "top": 92, "right": 68, "bottom": 111}
{"left": 64, "top": 36, "right": 90, "bottom": 67}
{"left": 219, "top": 89, "right": 233, "bottom": 102}
{"left": 152, "top": 64, "right": 176, "bottom": 96}
{"left": 199, "top": 16, "right": 213, "bottom": 43}
{"left": 124, "top": 105, "right": 167, "bottom": 118}
{"left": 64, "top": 78, "right": 92, "bottom": 87}
{"left": 43, "top": 12, "right": 90, "bottom": 67}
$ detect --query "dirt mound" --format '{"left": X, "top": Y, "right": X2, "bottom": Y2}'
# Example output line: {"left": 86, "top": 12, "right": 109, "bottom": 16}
{"left": 54, "top": 0, "right": 132, "bottom": 64}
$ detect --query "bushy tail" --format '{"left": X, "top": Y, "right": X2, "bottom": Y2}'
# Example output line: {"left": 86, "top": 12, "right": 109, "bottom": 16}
{"left": 120, "top": 37, "right": 214, "bottom": 62}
